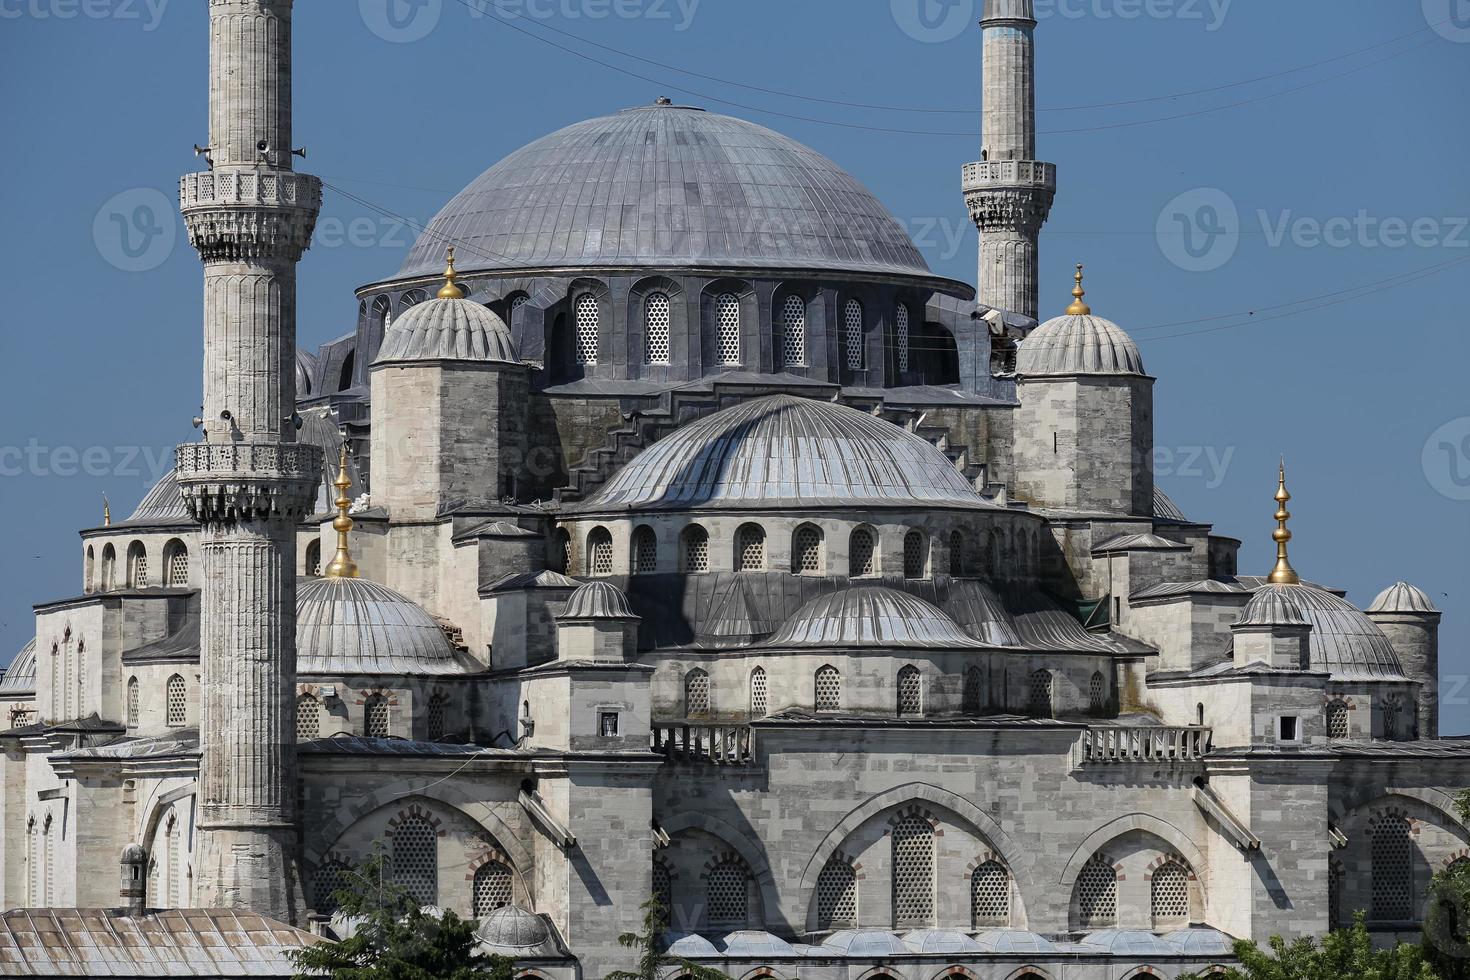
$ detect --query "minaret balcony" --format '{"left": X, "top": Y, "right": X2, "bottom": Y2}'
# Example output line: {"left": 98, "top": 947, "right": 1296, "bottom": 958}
{"left": 179, "top": 170, "right": 321, "bottom": 262}
{"left": 963, "top": 159, "right": 1056, "bottom": 194}
{"left": 175, "top": 442, "right": 323, "bottom": 523}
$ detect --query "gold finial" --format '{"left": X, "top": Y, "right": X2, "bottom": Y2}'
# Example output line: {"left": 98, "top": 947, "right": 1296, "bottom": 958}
{"left": 324, "top": 440, "right": 360, "bottom": 579}
{"left": 437, "top": 246, "right": 466, "bottom": 300}
{"left": 1267, "top": 459, "right": 1301, "bottom": 585}
{"left": 1065, "top": 263, "right": 1092, "bottom": 316}
{"left": 102, "top": 495, "right": 111, "bottom": 527}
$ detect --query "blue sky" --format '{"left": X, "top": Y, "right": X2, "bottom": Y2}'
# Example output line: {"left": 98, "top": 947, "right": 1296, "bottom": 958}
{"left": 1, "top": 1, "right": 1467, "bottom": 726}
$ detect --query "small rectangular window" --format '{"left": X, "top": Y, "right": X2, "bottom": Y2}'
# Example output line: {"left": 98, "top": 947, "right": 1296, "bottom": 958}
{"left": 599, "top": 712, "right": 620, "bottom": 737}
{"left": 1279, "top": 716, "right": 1300, "bottom": 743}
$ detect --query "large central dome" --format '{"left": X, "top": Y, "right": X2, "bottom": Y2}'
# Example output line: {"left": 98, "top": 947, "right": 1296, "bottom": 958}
{"left": 396, "top": 104, "right": 934, "bottom": 282}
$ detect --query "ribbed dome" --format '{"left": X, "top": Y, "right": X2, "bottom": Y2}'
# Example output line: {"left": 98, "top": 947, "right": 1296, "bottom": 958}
{"left": 395, "top": 104, "right": 940, "bottom": 283}
{"left": 476, "top": 907, "right": 552, "bottom": 952}
{"left": 1016, "top": 312, "right": 1146, "bottom": 377}
{"left": 766, "top": 587, "right": 980, "bottom": 649}
{"left": 560, "top": 581, "right": 638, "bottom": 620}
{"left": 1368, "top": 581, "right": 1440, "bottom": 615}
{"left": 374, "top": 298, "right": 519, "bottom": 364}
{"left": 122, "top": 469, "right": 191, "bottom": 526}
{"left": 584, "top": 394, "right": 994, "bottom": 512}
{"left": 296, "top": 577, "right": 465, "bottom": 675}
{"left": 1238, "top": 584, "right": 1403, "bottom": 679}
{"left": 0, "top": 640, "right": 36, "bottom": 696}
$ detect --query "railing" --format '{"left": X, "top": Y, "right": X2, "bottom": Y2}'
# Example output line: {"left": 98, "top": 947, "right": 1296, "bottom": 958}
{"left": 180, "top": 171, "right": 322, "bottom": 211}
{"left": 1080, "top": 726, "right": 1212, "bottom": 764}
{"left": 652, "top": 723, "right": 755, "bottom": 766}
{"left": 962, "top": 160, "right": 1057, "bottom": 191}
{"left": 175, "top": 442, "right": 322, "bottom": 477}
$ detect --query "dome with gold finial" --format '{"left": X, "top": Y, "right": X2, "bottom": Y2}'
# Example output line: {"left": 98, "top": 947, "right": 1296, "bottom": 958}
{"left": 1015, "top": 265, "right": 1146, "bottom": 377}
{"left": 374, "top": 247, "right": 520, "bottom": 365}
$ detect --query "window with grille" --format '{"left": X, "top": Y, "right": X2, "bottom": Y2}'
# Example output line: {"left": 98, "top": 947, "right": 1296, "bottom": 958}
{"left": 715, "top": 293, "right": 742, "bottom": 364}
{"left": 1326, "top": 700, "right": 1349, "bottom": 739}
{"left": 971, "top": 861, "right": 1011, "bottom": 927}
{"left": 686, "top": 670, "right": 710, "bottom": 718}
{"left": 903, "top": 531, "right": 926, "bottom": 579}
{"left": 653, "top": 860, "right": 673, "bottom": 925}
{"left": 43, "top": 818, "right": 54, "bottom": 905}
{"left": 849, "top": 528, "right": 876, "bottom": 577}
{"left": 553, "top": 531, "right": 571, "bottom": 574}
{"left": 750, "top": 667, "right": 768, "bottom": 718}
{"left": 510, "top": 294, "right": 529, "bottom": 320}
{"left": 306, "top": 540, "right": 321, "bottom": 577}
{"left": 1328, "top": 858, "right": 1344, "bottom": 929}
{"left": 896, "top": 305, "right": 911, "bottom": 373}
{"left": 1371, "top": 816, "right": 1413, "bottom": 922}
{"left": 473, "top": 861, "right": 514, "bottom": 917}
{"left": 645, "top": 292, "right": 672, "bottom": 364}
{"left": 391, "top": 813, "right": 438, "bottom": 906}
{"left": 949, "top": 532, "right": 965, "bottom": 576}
{"left": 792, "top": 526, "right": 823, "bottom": 574}
{"left": 164, "top": 543, "right": 188, "bottom": 587}
{"left": 27, "top": 823, "right": 38, "bottom": 905}
{"left": 780, "top": 295, "right": 807, "bottom": 366}
{"left": 892, "top": 816, "right": 935, "bottom": 926}
{"left": 364, "top": 695, "right": 390, "bottom": 738}
{"left": 682, "top": 526, "right": 709, "bottom": 573}
{"left": 426, "top": 694, "right": 448, "bottom": 741}
{"left": 897, "top": 666, "right": 922, "bottom": 717}
{"left": 1076, "top": 857, "right": 1118, "bottom": 928}
{"left": 1089, "top": 672, "right": 1107, "bottom": 715}
{"left": 816, "top": 858, "right": 857, "bottom": 930}
{"left": 633, "top": 527, "right": 658, "bottom": 574}
{"left": 706, "top": 859, "right": 749, "bottom": 928}
{"left": 574, "top": 294, "right": 599, "bottom": 365}
{"left": 963, "top": 666, "right": 983, "bottom": 716}
{"left": 126, "top": 677, "right": 140, "bottom": 728}
{"left": 1151, "top": 861, "right": 1190, "bottom": 925}
{"left": 1383, "top": 696, "right": 1402, "bottom": 740}
{"left": 587, "top": 528, "right": 614, "bottom": 576}
{"left": 314, "top": 860, "right": 351, "bottom": 914}
{"left": 844, "top": 299, "right": 865, "bottom": 369}
{"left": 167, "top": 816, "right": 181, "bottom": 907}
{"left": 101, "top": 547, "right": 116, "bottom": 591}
{"left": 815, "top": 665, "right": 842, "bottom": 712}
{"left": 1029, "top": 670, "right": 1053, "bottom": 719}
{"left": 402, "top": 288, "right": 428, "bottom": 309}
{"left": 735, "top": 524, "right": 765, "bottom": 571}
{"left": 128, "top": 545, "right": 149, "bottom": 589}
{"left": 165, "top": 674, "right": 186, "bottom": 727}
{"left": 297, "top": 695, "right": 321, "bottom": 741}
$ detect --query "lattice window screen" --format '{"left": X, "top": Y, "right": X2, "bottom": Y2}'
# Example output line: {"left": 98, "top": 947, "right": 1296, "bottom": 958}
{"left": 574, "top": 294, "right": 599, "bottom": 365}
{"left": 167, "top": 818, "right": 181, "bottom": 908}
{"left": 891, "top": 816, "right": 935, "bottom": 926}
{"left": 391, "top": 814, "right": 439, "bottom": 906}
{"left": 426, "top": 695, "right": 448, "bottom": 741}
{"left": 903, "top": 532, "right": 925, "bottom": 578}
{"left": 365, "top": 696, "right": 390, "bottom": 738}
{"left": 165, "top": 675, "right": 186, "bottom": 727}
{"left": 1383, "top": 696, "right": 1402, "bottom": 740}
{"left": 686, "top": 671, "right": 710, "bottom": 718}
{"left": 715, "top": 293, "right": 742, "bottom": 364}
{"left": 897, "top": 667, "right": 922, "bottom": 717}
{"left": 780, "top": 295, "right": 807, "bottom": 366}
{"left": 306, "top": 541, "right": 321, "bottom": 577}
{"left": 749, "top": 668, "right": 768, "bottom": 718}
{"left": 44, "top": 821, "right": 55, "bottom": 905}
{"left": 815, "top": 666, "right": 842, "bottom": 712}
{"left": 314, "top": 860, "right": 351, "bottom": 914}
{"left": 653, "top": 860, "right": 673, "bottom": 925}
{"left": 844, "top": 300, "right": 864, "bottom": 369}
{"left": 166, "top": 548, "right": 189, "bottom": 587}
{"left": 1089, "top": 672, "right": 1106, "bottom": 715}
{"left": 473, "top": 861, "right": 514, "bottom": 917}
{"left": 896, "top": 305, "right": 911, "bottom": 373}
{"left": 963, "top": 667, "right": 983, "bottom": 716}
{"left": 633, "top": 528, "right": 658, "bottom": 573}
{"left": 682, "top": 527, "right": 709, "bottom": 573}
{"left": 127, "top": 678, "right": 140, "bottom": 727}
{"left": 1029, "top": 670, "right": 1054, "bottom": 719}
{"left": 736, "top": 525, "right": 765, "bottom": 571}
{"left": 849, "top": 528, "right": 876, "bottom": 577}
{"left": 949, "top": 532, "right": 965, "bottom": 575}
{"left": 816, "top": 859, "right": 858, "bottom": 930}
{"left": 971, "top": 861, "right": 1011, "bottom": 927}
{"left": 1151, "top": 862, "right": 1190, "bottom": 925}
{"left": 130, "top": 551, "right": 149, "bottom": 589}
{"left": 297, "top": 696, "right": 321, "bottom": 741}
{"left": 1076, "top": 857, "right": 1118, "bottom": 928}
{"left": 1327, "top": 701, "right": 1349, "bottom": 739}
{"left": 1328, "top": 859, "right": 1344, "bottom": 929}
{"left": 588, "top": 530, "right": 614, "bottom": 576}
{"left": 793, "top": 527, "right": 823, "bottom": 574}
{"left": 1371, "top": 816, "right": 1413, "bottom": 922}
{"left": 645, "top": 292, "right": 671, "bottom": 364}
{"left": 706, "top": 860, "right": 749, "bottom": 928}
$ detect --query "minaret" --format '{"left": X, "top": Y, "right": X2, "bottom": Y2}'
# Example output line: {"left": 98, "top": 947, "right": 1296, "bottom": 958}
{"left": 175, "top": 0, "right": 322, "bottom": 920}
{"left": 964, "top": 0, "right": 1056, "bottom": 320}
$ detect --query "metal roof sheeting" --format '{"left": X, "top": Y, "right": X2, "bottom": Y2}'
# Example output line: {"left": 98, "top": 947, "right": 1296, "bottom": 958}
{"left": 296, "top": 577, "right": 468, "bottom": 676}
{"left": 1237, "top": 584, "right": 1404, "bottom": 679}
{"left": 764, "top": 587, "right": 981, "bottom": 649}
{"left": 1015, "top": 312, "right": 1146, "bottom": 378}
{"left": 0, "top": 640, "right": 36, "bottom": 697}
{"left": 1368, "top": 581, "right": 1440, "bottom": 614}
{"left": 374, "top": 298, "right": 520, "bottom": 365}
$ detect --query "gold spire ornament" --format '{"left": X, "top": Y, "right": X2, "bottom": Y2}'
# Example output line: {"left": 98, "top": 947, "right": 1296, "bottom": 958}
{"left": 436, "top": 246, "right": 466, "bottom": 300}
{"left": 324, "top": 441, "right": 360, "bottom": 579}
{"left": 1065, "top": 263, "right": 1092, "bottom": 316}
{"left": 1267, "top": 460, "right": 1301, "bottom": 585}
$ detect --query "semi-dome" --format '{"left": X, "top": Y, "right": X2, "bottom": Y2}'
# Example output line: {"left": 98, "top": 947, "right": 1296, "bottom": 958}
{"left": 120, "top": 469, "right": 192, "bottom": 527}
{"left": 0, "top": 640, "right": 36, "bottom": 697}
{"left": 395, "top": 103, "right": 950, "bottom": 286}
{"left": 560, "top": 581, "right": 638, "bottom": 620}
{"left": 1238, "top": 584, "right": 1404, "bottom": 679}
{"left": 1368, "top": 581, "right": 1440, "bottom": 615}
{"left": 296, "top": 577, "right": 465, "bottom": 675}
{"left": 766, "top": 586, "right": 981, "bottom": 649}
{"left": 374, "top": 298, "right": 519, "bottom": 365}
{"left": 1016, "top": 311, "right": 1145, "bottom": 377}
{"left": 475, "top": 906, "right": 552, "bottom": 953}
{"left": 582, "top": 394, "right": 995, "bottom": 512}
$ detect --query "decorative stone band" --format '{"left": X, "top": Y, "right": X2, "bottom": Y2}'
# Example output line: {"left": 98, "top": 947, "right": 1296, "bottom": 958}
{"left": 179, "top": 170, "right": 321, "bottom": 262}
{"left": 962, "top": 160, "right": 1057, "bottom": 193}
{"left": 965, "top": 186, "right": 1056, "bottom": 236}
{"left": 175, "top": 442, "right": 322, "bottom": 523}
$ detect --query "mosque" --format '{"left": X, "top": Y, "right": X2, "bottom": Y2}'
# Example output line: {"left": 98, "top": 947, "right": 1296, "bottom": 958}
{"left": 1, "top": 2, "right": 1465, "bottom": 978}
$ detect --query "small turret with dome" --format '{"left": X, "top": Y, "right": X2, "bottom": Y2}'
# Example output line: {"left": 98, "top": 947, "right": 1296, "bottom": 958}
{"left": 1014, "top": 266, "right": 1146, "bottom": 378}
{"left": 374, "top": 248, "right": 520, "bottom": 365}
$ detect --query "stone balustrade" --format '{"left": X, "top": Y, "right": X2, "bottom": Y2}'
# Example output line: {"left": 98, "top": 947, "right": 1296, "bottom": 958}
{"left": 1080, "top": 726, "right": 1213, "bottom": 764}
{"left": 180, "top": 171, "right": 322, "bottom": 211}
{"left": 651, "top": 723, "right": 755, "bottom": 766}
{"left": 962, "top": 160, "right": 1057, "bottom": 192}
{"left": 175, "top": 442, "right": 323, "bottom": 522}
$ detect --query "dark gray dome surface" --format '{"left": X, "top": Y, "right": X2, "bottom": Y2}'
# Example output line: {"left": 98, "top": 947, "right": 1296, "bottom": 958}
{"left": 397, "top": 105, "right": 934, "bottom": 281}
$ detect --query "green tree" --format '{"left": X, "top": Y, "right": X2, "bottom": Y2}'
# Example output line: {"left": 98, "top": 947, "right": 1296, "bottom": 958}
{"left": 1425, "top": 857, "right": 1470, "bottom": 979}
{"left": 288, "top": 851, "right": 514, "bottom": 980}
{"left": 604, "top": 900, "right": 732, "bottom": 980}
{"left": 1179, "top": 914, "right": 1438, "bottom": 980}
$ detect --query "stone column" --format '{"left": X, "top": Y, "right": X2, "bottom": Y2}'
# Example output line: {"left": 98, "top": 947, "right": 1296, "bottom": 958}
{"left": 176, "top": 0, "right": 321, "bottom": 922}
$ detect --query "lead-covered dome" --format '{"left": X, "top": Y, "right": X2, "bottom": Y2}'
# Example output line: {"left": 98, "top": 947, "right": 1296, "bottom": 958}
{"left": 374, "top": 297, "right": 519, "bottom": 365}
{"left": 1239, "top": 584, "right": 1404, "bottom": 679}
{"left": 1016, "top": 311, "right": 1146, "bottom": 377}
{"left": 296, "top": 577, "right": 465, "bottom": 675}
{"left": 766, "top": 587, "right": 980, "bottom": 649}
{"left": 1368, "top": 581, "right": 1440, "bottom": 615}
{"left": 395, "top": 104, "right": 938, "bottom": 283}
{"left": 0, "top": 639, "right": 36, "bottom": 697}
{"left": 583, "top": 394, "right": 995, "bottom": 511}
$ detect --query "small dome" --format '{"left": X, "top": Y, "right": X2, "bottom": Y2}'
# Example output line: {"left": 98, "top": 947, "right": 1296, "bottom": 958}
{"left": 973, "top": 929, "right": 1059, "bottom": 954}
{"left": 1237, "top": 585, "right": 1310, "bottom": 628}
{"left": 718, "top": 931, "right": 798, "bottom": 958}
{"left": 823, "top": 930, "right": 910, "bottom": 957}
{"left": 560, "top": 581, "right": 638, "bottom": 620}
{"left": 297, "top": 577, "right": 465, "bottom": 675}
{"left": 661, "top": 932, "right": 721, "bottom": 958}
{"left": 1163, "top": 927, "right": 1236, "bottom": 957}
{"left": 475, "top": 907, "right": 551, "bottom": 951}
{"left": 1238, "top": 584, "right": 1403, "bottom": 679}
{"left": 1, "top": 639, "right": 37, "bottom": 697}
{"left": 1016, "top": 312, "right": 1145, "bottom": 377}
{"left": 1369, "top": 582, "right": 1440, "bottom": 615}
{"left": 374, "top": 298, "right": 519, "bottom": 364}
{"left": 903, "top": 930, "right": 987, "bottom": 954}
{"left": 768, "top": 587, "right": 980, "bottom": 649}
{"left": 121, "top": 469, "right": 192, "bottom": 527}
{"left": 1080, "top": 929, "right": 1178, "bottom": 956}
{"left": 120, "top": 843, "right": 147, "bottom": 865}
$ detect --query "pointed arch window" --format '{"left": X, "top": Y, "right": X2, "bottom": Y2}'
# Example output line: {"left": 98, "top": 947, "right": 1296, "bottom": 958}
{"left": 1076, "top": 856, "right": 1118, "bottom": 928}
{"left": 963, "top": 665, "right": 984, "bottom": 716}
{"left": 1151, "top": 861, "right": 1191, "bottom": 927}
{"left": 895, "top": 304, "right": 911, "bottom": 373}
{"left": 163, "top": 539, "right": 189, "bottom": 587}
{"left": 792, "top": 525, "right": 823, "bottom": 574}
{"left": 126, "top": 676, "right": 140, "bottom": 728}
{"left": 815, "top": 665, "right": 841, "bottom": 713}
{"left": 735, "top": 524, "right": 765, "bottom": 572}
{"left": 297, "top": 693, "right": 321, "bottom": 742}
{"left": 681, "top": 525, "right": 709, "bottom": 573}
{"left": 714, "top": 293, "right": 742, "bottom": 365}
{"left": 948, "top": 531, "right": 965, "bottom": 576}
{"left": 473, "top": 861, "right": 514, "bottom": 917}
{"left": 127, "top": 541, "right": 149, "bottom": 589}
{"left": 85, "top": 546, "right": 95, "bottom": 594}
{"left": 1326, "top": 699, "right": 1349, "bottom": 739}
{"left": 897, "top": 666, "right": 922, "bottom": 717}
{"left": 749, "top": 667, "right": 768, "bottom": 718}
{"left": 653, "top": 859, "right": 674, "bottom": 926}
{"left": 574, "top": 293, "right": 600, "bottom": 365}
{"left": 587, "top": 528, "right": 614, "bottom": 577}
{"left": 101, "top": 544, "right": 116, "bottom": 591}
{"left": 644, "top": 292, "right": 672, "bottom": 365}
{"left": 706, "top": 858, "right": 750, "bottom": 929}
{"left": 391, "top": 812, "right": 439, "bottom": 906}
{"left": 314, "top": 859, "right": 352, "bottom": 915}
{"left": 844, "top": 299, "right": 865, "bottom": 369}
{"left": 685, "top": 669, "right": 710, "bottom": 718}
{"left": 305, "top": 539, "right": 322, "bottom": 577}
{"left": 1029, "top": 669, "right": 1054, "bottom": 719}
{"left": 165, "top": 674, "right": 186, "bottom": 727}
{"left": 632, "top": 526, "right": 658, "bottom": 574}
{"left": 1089, "top": 671, "right": 1107, "bottom": 716}
{"left": 971, "top": 861, "right": 1011, "bottom": 927}
{"left": 426, "top": 692, "right": 449, "bottom": 742}
{"left": 849, "top": 527, "right": 877, "bottom": 578}
{"left": 167, "top": 814, "right": 182, "bottom": 907}
{"left": 780, "top": 294, "right": 807, "bottom": 367}
{"left": 891, "top": 815, "right": 935, "bottom": 927}
{"left": 364, "top": 694, "right": 390, "bottom": 738}
{"left": 1371, "top": 815, "right": 1413, "bottom": 923}
{"left": 815, "top": 857, "right": 858, "bottom": 930}
{"left": 903, "top": 530, "right": 926, "bottom": 579}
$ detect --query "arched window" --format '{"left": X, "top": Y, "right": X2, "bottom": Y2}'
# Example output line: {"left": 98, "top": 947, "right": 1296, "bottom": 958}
{"left": 815, "top": 857, "right": 857, "bottom": 930}
{"left": 706, "top": 858, "right": 749, "bottom": 929}
{"left": 849, "top": 527, "right": 877, "bottom": 578}
{"left": 891, "top": 815, "right": 934, "bottom": 926}
{"left": 473, "top": 861, "right": 514, "bottom": 917}
{"left": 779, "top": 294, "right": 807, "bottom": 367}
{"left": 1383, "top": 695, "right": 1402, "bottom": 741}
{"left": 162, "top": 539, "right": 189, "bottom": 587}
{"left": 897, "top": 666, "right": 922, "bottom": 717}
{"left": 586, "top": 527, "right": 614, "bottom": 577}
{"left": 26, "top": 820, "right": 38, "bottom": 905}
{"left": 297, "top": 694, "right": 321, "bottom": 742}
{"left": 167, "top": 814, "right": 182, "bottom": 907}
{"left": 426, "top": 693, "right": 449, "bottom": 742}
{"left": 127, "top": 541, "right": 149, "bottom": 589}
{"left": 681, "top": 525, "right": 709, "bottom": 573}
{"left": 42, "top": 816, "right": 55, "bottom": 905}
{"left": 1371, "top": 815, "right": 1413, "bottom": 923}
{"left": 735, "top": 524, "right": 765, "bottom": 572}
{"left": 1089, "top": 672, "right": 1107, "bottom": 716}
{"left": 903, "top": 531, "right": 926, "bottom": 579}
{"left": 85, "top": 546, "right": 95, "bottom": 594}
{"left": 391, "top": 812, "right": 438, "bottom": 906}
{"left": 1328, "top": 857, "right": 1344, "bottom": 930}
{"left": 653, "top": 859, "right": 674, "bottom": 926}
{"left": 574, "top": 293, "right": 599, "bottom": 365}
{"left": 401, "top": 288, "right": 429, "bottom": 309}
{"left": 948, "top": 531, "right": 965, "bottom": 576}
{"left": 372, "top": 294, "right": 393, "bottom": 333}
{"left": 305, "top": 539, "right": 321, "bottom": 577}
{"left": 714, "top": 293, "right": 741, "bottom": 364}
{"left": 553, "top": 529, "right": 571, "bottom": 574}
{"left": 338, "top": 351, "right": 356, "bottom": 392}
{"left": 126, "top": 676, "right": 140, "bottom": 728}
{"left": 1326, "top": 699, "right": 1349, "bottom": 739}
{"left": 963, "top": 665, "right": 984, "bottom": 716}
{"left": 971, "top": 861, "right": 1011, "bottom": 927}
{"left": 815, "top": 665, "right": 841, "bottom": 712}
{"left": 101, "top": 544, "right": 116, "bottom": 591}
{"left": 632, "top": 526, "right": 658, "bottom": 574}
{"left": 792, "top": 524, "right": 823, "bottom": 574}
{"left": 364, "top": 694, "right": 390, "bottom": 738}
{"left": 1029, "top": 670, "right": 1054, "bottom": 719}
{"left": 1076, "top": 856, "right": 1118, "bottom": 928}
{"left": 644, "top": 292, "right": 672, "bottom": 365}
{"left": 844, "top": 299, "right": 865, "bottom": 370}
{"left": 895, "top": 304, "right": 911, "bottom": 373}
{"left": 1151, "top": 861, "right": 1191, "bottom": 927}
{"left": 987, "top": 530, "right": 1004, "bottom": 581}
{"left": 749, "top": 667, "right": 768, "bottom": 718}
{"left": 314, "top": 859, "right": 352, "bottom": 915}
{"left": 685, "top": 670, "right": 710, "bottom": 718}
{"left": 165, "top": 674, "right": 186, "bottom": 727}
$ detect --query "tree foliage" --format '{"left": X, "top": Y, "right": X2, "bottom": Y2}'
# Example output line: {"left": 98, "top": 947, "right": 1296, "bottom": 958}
{"left": 604, "top": 900, "right": 732, "bottom": 980}
{"left": 1425, "top": 857, "right": 1470, "bottom": 980}
{"left": 1179, "top": 914, "right": 1438, "bottom": 980}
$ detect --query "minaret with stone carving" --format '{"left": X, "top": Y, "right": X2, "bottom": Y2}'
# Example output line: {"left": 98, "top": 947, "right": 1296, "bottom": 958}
{"left": 175, "top": 0, "right": 322, "bottom": 921}
{"left": 964, "top": 0, "right": 1056, "bottom": 320}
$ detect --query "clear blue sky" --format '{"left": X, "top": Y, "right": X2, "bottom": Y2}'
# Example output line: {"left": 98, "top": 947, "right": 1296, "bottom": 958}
{"left": 1, "top": 1, "right": 1467, "bottom": 725}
